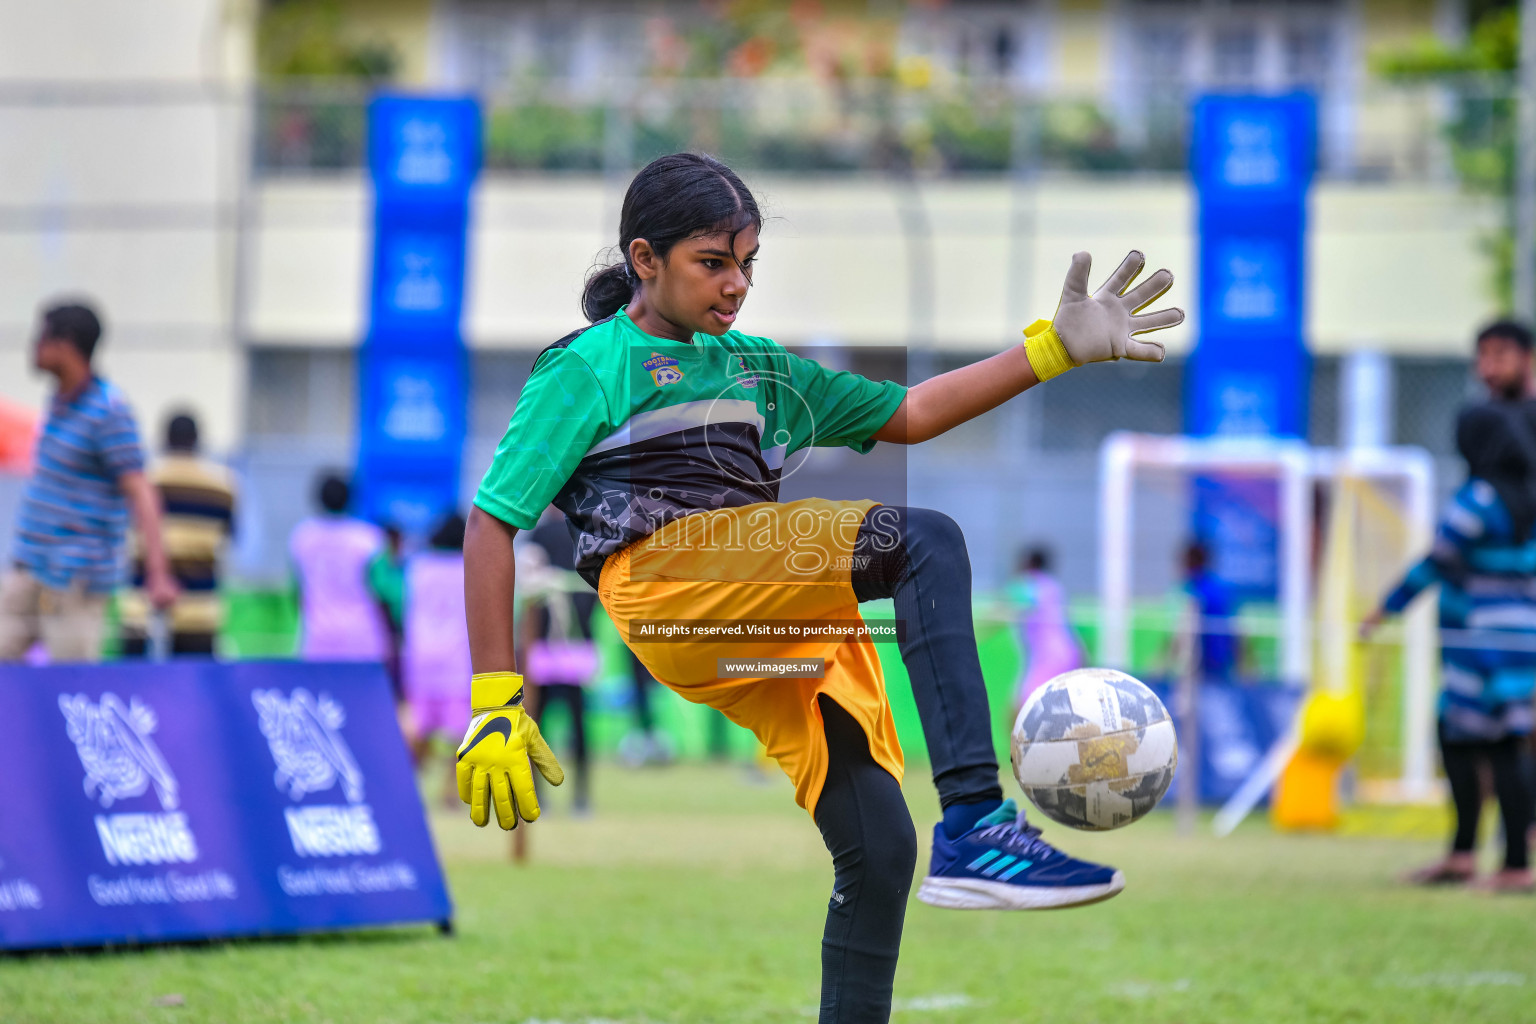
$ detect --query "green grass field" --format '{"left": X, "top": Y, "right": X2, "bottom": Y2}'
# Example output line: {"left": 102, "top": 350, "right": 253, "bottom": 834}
{"left": 3, "top": 763, "right": 1533, "bottom": 1024}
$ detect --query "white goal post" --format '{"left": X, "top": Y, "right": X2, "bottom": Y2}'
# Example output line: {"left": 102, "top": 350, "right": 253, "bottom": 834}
{"left": 1096, "top": 431, "right": 1439, "bottom": 799}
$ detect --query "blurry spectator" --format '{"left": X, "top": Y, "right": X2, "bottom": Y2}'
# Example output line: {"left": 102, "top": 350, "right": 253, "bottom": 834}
{"left": 368, "top": 524, "right": 407, "bottom": 703}
{"left": 619, "top": 649, "right": 675, "bottom": 767}
{"left": 1181, "top": 540, "right": 1237, "bottom": 682}
{"left": 288, "top": 472, "right": 388, "bottom": 661}
{"left": 519, "top": 506, "right": 597, "bottom": 813}
{"left": 0, "top": 301, "right": 177, "bottom": 663}
{"left": 403, "top": 512, "right": 470, "bottom": 805}
{"left": 1008, "top": 546, "right": 1083, "bottom": 715}
{"left": 1365, "top": 404, "right": 1536, "bottom": 891}
{"left": 1475, "top": 319, "right": 1534, "bottom": 401}
{"left": 1472, "top": 320, "right": 1536, "bottom": 825}
{"left": 120, "top": 412, "right": 235, "bottom": 657}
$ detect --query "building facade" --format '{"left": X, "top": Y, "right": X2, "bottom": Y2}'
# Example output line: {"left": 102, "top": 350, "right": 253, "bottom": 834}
{"left": 0, "top": 0, "right": 1494, "bottom": 592}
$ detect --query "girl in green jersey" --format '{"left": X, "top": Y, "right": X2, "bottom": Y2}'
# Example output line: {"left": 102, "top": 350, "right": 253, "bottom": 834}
{"left": 457, "top": 153, "right": 1183, "bottom": 1023}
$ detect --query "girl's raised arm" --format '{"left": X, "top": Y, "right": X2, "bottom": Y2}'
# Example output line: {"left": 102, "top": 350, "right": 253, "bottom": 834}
{"left": 873, "top": 250, "right": 1182, "bottom": 445}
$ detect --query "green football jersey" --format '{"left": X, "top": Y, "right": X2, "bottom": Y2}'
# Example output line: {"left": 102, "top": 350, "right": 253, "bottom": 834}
{"left": 474, "top": 307, "right": 907, "bottom": 586}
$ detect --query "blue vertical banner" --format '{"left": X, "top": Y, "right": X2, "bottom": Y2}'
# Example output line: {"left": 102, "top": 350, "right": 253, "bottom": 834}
{"left": 359, "top": 96, "right": 480, "bottom": 532}
{"left": 1187, "top": 95, "right": 1316, "bottom": 602}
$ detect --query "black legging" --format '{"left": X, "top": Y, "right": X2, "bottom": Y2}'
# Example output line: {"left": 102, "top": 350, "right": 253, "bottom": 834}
{"left": 850, "top": 505, "right": 1003, "bottom": 811}
{"left": 628, "top": 649, "right": 656, "bottom": 733}
{"left": 120, "top": 632, "right": 217, "bottom": 657}
{"left": 811, "top": 505, "right": 1003, "bottom": 1023}
{"left": 1441, "top": 725, "right": 1531, "bottom": 870}
{"left": 815, "top": 696, "right": 916, "bottom": 1024}
{"left": 532, "top": 683, "right": 590, "bottom": 810}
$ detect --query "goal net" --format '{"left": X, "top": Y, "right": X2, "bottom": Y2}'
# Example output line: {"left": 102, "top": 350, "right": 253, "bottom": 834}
{"left": 1097, "top": 433, "right": 1437, "bottom": 805}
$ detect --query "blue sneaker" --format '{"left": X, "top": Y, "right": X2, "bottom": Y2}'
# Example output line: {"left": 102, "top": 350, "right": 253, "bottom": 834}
{"left": 917, "top": 799, "right": 1124, "bottom": 910}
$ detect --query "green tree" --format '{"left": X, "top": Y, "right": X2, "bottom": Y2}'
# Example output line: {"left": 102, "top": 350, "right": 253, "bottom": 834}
{"left": 258, "top": 0, "right": 398, "bottom": 80}
{"left": 1375, "top": 5, "right": 1521, "bottom": 308}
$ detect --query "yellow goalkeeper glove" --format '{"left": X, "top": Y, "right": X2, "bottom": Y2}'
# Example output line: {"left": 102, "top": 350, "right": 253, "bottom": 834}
{"left": 456, "top": 672, "right": 564, "bottom": 829}
{"left": 1023, "top": 250, "right": 1184, "bottom": 382}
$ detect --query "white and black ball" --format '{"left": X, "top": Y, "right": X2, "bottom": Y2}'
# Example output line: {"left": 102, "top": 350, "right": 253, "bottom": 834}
{"left": 1011, "top": 667, "right": 1178, "bottom": 831}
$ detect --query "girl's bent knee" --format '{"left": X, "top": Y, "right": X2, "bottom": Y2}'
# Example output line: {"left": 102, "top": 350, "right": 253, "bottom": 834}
{"left": 905, "top": 507, "right": 967, "bottom": 557}
{"left": 863, "top": 816, "right": 918, "bottom": 891}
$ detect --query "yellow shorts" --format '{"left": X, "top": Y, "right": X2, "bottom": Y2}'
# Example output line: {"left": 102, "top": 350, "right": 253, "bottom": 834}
{"left": 598, "top": 498, "right": 904, "bottom": 817}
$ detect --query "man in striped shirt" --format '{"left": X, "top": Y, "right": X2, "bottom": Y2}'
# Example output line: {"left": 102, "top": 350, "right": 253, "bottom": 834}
{"left": 0, "top": 302, "right": 178, "bottom": 663}
{"left": 119, "top": 413, "right": 236, "bottom": 657}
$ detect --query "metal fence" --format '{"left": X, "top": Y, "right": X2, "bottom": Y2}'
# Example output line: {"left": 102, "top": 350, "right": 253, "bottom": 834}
{"left": 253, "top": 75, "right": 1520, "bottom": 182}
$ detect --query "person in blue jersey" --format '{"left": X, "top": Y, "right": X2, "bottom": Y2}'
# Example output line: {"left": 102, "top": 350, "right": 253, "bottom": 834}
{"left": 0, "top": 302, "right": 178, "bottom": 663}
{"left": 1365, "top": 404, "right": 1536, "bottom": 892}
{"left": 454, "top": 153, "right": 1185, "bottom": 1022}
{"left": 1182, "top": 540, "right": 1238, "bottom": 682}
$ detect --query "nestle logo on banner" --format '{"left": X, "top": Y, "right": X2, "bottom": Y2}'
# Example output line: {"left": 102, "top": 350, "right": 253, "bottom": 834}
{"left": 282, "top": 805, "right": 380, "bottom": 858}
{"left": 252, "top": 689, "right": 381, "bottom": 858}
{"left": 59, "top": 693, "right": 199, "bottom": 867}
{"left": 93, "top": 813, "right": 197, "bottom": 867}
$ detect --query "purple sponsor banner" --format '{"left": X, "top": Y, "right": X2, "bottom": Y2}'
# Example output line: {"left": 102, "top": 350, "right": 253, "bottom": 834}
{"left": 1146, "top": 680, "right": 1302, "bottom": 805}
{"left": 0, "top": 662, "right": 452, "bottom": 950}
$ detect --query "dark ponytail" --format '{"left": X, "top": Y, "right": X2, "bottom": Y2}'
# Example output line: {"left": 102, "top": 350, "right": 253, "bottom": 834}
{"left": 581, "top": 264, "right": 635, "bottom": 324}
{"left": 581, "top": 153, "right": 763, "bottom": 322}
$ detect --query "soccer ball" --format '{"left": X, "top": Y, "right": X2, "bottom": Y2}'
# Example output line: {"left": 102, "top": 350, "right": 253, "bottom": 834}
{"left": 1010, "top": 667, "right": 1178, "bottom": 831}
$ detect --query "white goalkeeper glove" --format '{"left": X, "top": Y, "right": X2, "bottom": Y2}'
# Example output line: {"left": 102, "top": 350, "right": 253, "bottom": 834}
{"left": 1023, "top": 250, "right": 1185, "bottom": 382}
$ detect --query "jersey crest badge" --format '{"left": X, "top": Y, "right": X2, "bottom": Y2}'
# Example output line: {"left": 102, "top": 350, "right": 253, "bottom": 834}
{"left": 734, "top": 355, "right": 759, "bottom": 389}
{"left": 644, "top": 352, "right": 685, "bottom": 387}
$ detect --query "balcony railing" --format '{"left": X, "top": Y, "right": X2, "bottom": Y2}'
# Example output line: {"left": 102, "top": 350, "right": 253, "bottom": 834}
{"left": 253, "top": 75, "right": 1520, "bottom": 183}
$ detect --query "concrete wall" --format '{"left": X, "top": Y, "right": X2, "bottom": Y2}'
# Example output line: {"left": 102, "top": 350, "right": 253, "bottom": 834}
{"left": 0, "top": 0, "right": 253, "bottom": 456}
{"left": 247, "top": 173, "right": 1501, "bottom": 357}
